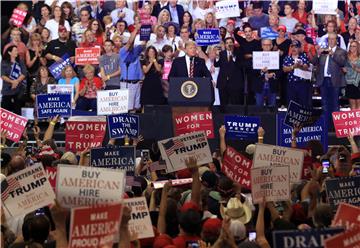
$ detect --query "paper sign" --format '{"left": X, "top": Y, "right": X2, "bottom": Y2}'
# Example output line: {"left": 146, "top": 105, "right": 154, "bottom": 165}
{"left": 107, "top": 114, "right": 139, "bottom": 139}
{"left": 195, "top": 29, "right": 221, "bottom": 46}
{"left": 124, "top": 197, "right": 154, "bottom": 240}
{"left": 324, "top": 227, "right": 360, "bottom": 248}
{"left": 36, "top": 93, "right": 72, "bottom": 119}
{"left": 158, "top": 131, "right": 212, "bottom": 173}
{"left": 313, "top": 0, "right": 338, "bottom": 15}
{"left": 69, "top": 203, "right": 122, "bottom": 248}
{"left": 332, "top": 203, "right": 360, "bottom": 230}
{"left": 65, "top": 116, "right": 106, "bottom": 152}
{"left": 46, "top": 167, "right": 57, "bottom": 191}
{"left": 252, "top": 51, "right": 280, "bottom": 70}
{"left": 56, "top": 164, "right": 125, "bottom": 208}
{"left": 251, "top": 165, "right": 290, "bottom": 204}
{"left": 48, "top": 84, "right": 75, "bottom": 101}
{"left": 222, "top": 146, "right": 252, "bottom": 189}
{"left": 253, "top": 143, "right": 304, "bottom": 183}
{"left": 97, "top": 90, "right": 129, "bottom": 115}
{"left": 140, "top": 25, "right": 152, "bottom": 41}
{"left": 152, "top": 178, "right": 193, "bottom": 189}
{"left": 224, "top": 115, "right": 260, "bottom": 141}
{"left": 215, "top": 0, "right": 240, "bottom": 19}
{"left": 75, "top": 47, "right": 101, "bottom": 65}
{"left": 1, "top": 163, "right": 55, "bottom": 217}
{"left": 332, "top": 110, "right": 360, "bottom": 138}
{"left": 174, "top": 111, "right": 214, "bottom": 138}
{"left": 10, "top": 8, "right": 27, "bottom": 27}
{"left": 49, "top": 53, "right": 72, "bottom": 80}
{"left": 0, "top": 108, "right": 28, "bottom": 142}
{"left": 325, "top": 176, "right": 360, "bottom": 210}
{"left": 284, "top": 101, "right": 315, "bottom": 128}
{"left": 260, "top": 27, "right": 279, "bottom": 39}
{"left": 294, "top": 64, "right": 313, "bottom": 80}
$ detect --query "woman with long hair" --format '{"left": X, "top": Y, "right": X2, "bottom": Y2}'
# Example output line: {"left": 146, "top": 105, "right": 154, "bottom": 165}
{"left": 80, "top": 29, "right": 101, "bottom": 48}
{"left": 58, "top": 65, "right": 80, "bottom": 105}
{"left": 61, "top": 1, "right": 78, "bottom": 26}
{"left": 30, "top": 66, "right": 56, "bottom": 102}
{"left": 38, "top": 4, "right": 52, "bottom": 31}
{"left": 157, "top": 9, "right": 171, "bottom": 26}
{"left": 205, "top": 13, "right": 218, "bottom": 29}
{"left": 45, "top": 5, "right": 70, "bottom": 40}
{"left": 344, "top": 41, "right": 360, "bottom": 109}
{"left": 182, "top": 11, "right": 193, "bottom": 32}
{"left": 26, "top": 33, "right": 45, "bottom": 95}
{"left": 87, "top": 19, "right": 106, "bottom": 47}
{"left": 166, "top": 23, "right": 181, "bottom": 51}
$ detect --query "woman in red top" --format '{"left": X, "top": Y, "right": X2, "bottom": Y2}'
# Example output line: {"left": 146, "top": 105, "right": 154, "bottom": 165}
{"left": 75, "top": 64, "right": 104, "bottom": 112}
{"left": 87, "top": 19, "right": 106, "bottom": 47}
{"left": 80, "top": 30, "right": 101, "bottom": 48}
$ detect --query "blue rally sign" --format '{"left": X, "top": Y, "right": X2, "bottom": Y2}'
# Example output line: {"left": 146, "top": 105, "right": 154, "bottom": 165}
{"left": 195, "top": 29, "right": 221, "bottom": 46}
{"left": 48, "top": 53, "right": 72, "bottom": 80}
{"left": 36, "top": 93, "right": 72, "bottom": 119}
{"left": 107, "top": 113, "right": 139, "bottom": 139}
{"left": 140, "top": 25, "right": 152, "bottom": 41}
{"left": 224, "top": 115, "right": 260, "bottom": 141}
{"left": 284, "top": 101, "right": 316, "bottom": 128}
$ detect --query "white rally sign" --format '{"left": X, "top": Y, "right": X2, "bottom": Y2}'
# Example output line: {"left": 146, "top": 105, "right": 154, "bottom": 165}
{"left": 252, "top": 51, "right": 280, "bottom": 70}
{"left": 215, "top": 0, "right": 241, "bottom": 19}
{"left": 313, "top": 0, "right": 338, "bottom": 15}
{"left": 97, "top": 89, "right": 129, "bottom": 115}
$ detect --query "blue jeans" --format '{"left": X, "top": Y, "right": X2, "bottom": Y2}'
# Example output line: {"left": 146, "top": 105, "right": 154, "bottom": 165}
{"left": 75, "top": 96, "right": 97, "bottom": 112}
{"left": 321, "top": 77, "right": 339, "bottom": 130}
{"left": 256, "top": 88, "right": 276, "bottom": 107}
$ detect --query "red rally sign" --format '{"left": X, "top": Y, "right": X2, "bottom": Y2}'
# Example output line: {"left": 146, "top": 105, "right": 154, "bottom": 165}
{"left": 174, "top": 111, "right": 214, "bottom": 138}
{"left": 75, "top": 47, "right": 101, "bottom": 65}
{"left": 0, "top": 108, "right": 28, "bottom": 142}
{"left": 332, "top": 110, "right": 360, "bottom": 138}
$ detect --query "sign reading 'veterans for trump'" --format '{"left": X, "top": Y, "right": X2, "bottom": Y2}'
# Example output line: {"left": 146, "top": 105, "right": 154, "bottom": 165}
{"left": 97, "top": 90, "right": 129, "bottom": 115}
{"left": 332, "top": 110, "right": 360, "bottom": 138}
{"left": 174, "top": 111, "right": 214, "bottom": 138}
{"left": 158, "top": 131, "right": 212, "bottom": 173}
{"left": 0, "top": 108, "right": 28, "bottom": 142}
{"left": 107, "top": 114, "right": 139, "bottom": 139}
{"left": 65, "top": 116, "right": 106, "bottom": 152}
{"left": 56, "top": 164, "right": 125, "bottom": 208}
{"left": 224, "top": 115, "right": 260, "bottom": 141}
{"left": 253, "top": 143, "right": 304, "bottom": 183}
{"left": 69, "top": 203, "right": 123, "bottom": 248}
{"left": 36, "top": 93, "right": 72, "bottom": 119}
{"left": 1, "top": 163, "right": 55, "bottom": 217}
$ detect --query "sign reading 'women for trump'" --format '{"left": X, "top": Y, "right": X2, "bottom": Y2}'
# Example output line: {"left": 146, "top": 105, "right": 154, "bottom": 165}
{"left": 0, "top": 108, "right": 28, "bottom": 142}
{"left": 332, "top": 110, "right": 360, "bottom": 138}
{"left": 174, "top": 111, "right": 214, "bottom": 138}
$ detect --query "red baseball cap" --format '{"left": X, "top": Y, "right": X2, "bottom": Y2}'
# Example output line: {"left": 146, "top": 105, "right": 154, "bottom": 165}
{"left": 278, "top": 25, "right": 287, "bottom": 32}
{"left": 58, "top": 25, "right": 67, "bottom": 32}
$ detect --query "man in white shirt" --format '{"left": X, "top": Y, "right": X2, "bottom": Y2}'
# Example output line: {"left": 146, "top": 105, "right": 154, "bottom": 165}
{"left": 147, "top": 25, "right": 170, "bottom": 52}
{"left": 71, "top": 8, "right": 90, "bottom": 45}
{"left": 110, "top": 0, "right": 135, "bottom": 26}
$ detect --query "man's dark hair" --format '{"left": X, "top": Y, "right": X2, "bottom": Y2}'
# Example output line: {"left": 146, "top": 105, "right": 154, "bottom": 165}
{"left": 178, "top": 209, "right": 202, "bottom": 235}
{"left": 224, "top": 37, "right": 235, "bottom": 43}
{"left": 116, "top": 19, "right": 128, "bottom": 29}
{"left": 252, "top": 2, "right": 263, "bottom": 9}
{"left": 104, "top": 39, "right": 115, "bottom": 46}
{"left": 162, "top": 44, "right": 173, "bottom": 53}
{"left": 22, "top": 214, "right": 50, "bottom": 243}
{"left": 313, "top": 204, "right": 333, "bottom": 228}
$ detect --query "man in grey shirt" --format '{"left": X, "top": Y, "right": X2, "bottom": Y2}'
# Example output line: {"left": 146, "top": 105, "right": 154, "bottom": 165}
{"left": 100, "top": 40, "right": 121, "bottom": 90}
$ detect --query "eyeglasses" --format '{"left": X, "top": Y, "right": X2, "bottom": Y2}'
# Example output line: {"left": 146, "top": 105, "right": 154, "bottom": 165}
{"left": 350, "top": 45, "right": 358, "bottom": 47}
{"left": 93, "top": 23, "right": 99, "bottom": 26}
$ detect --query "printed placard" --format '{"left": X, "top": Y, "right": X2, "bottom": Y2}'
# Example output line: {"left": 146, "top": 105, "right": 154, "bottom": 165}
{"left": 174, "top": 111, "right": 214, "bottom": 138}
{"left": 252, "top": 51, "right": 280, "bottom": 70}
{"left": 313, "top": 0, "right": 338, "bottom": 15}
{"left": 107, "top": 114, "right": 139, "bottom": 139}
{"left": 152, "top": 178, "right": 193, "bottom": 189}
{"left": 49, "top": 53, "right": 72, "bottom": 80}
{"left": 1, "top": 163, "right": 55, "bottom": 217}
{"left": 69, "top": 203, "right": 122, "bottom": 248}
{"left": 260, "top": 27, "right": 279, "bottom": 39}
{"left": 222, "top": 146, "right": 252, "bottom": 189}
{"left": 10, "top": 8, "right": 27, "bottom": 27}
{"left": 224, "top": 115, "right": 260, "bottom": 140}
{"left": 46, "top": 167, "right": 57, "bottom": 191}
{"left": 325, "top": 176, "right": 360, "bottom": 210}
{"left": 36, "top": 94, "right": 72, "bottom": 119}
{"left": 253, "top": 143, "right": 304, "bottom": 183}
{"left": 215, "top": 0, "right": 240, "bottom": 19}
{"left": 195, "top": 29, "right": 221, "bottom": 46}
{"left": 332, "top": 110, "right": 360, "bottom": 138}
{"left": 140, "top": 25, "right": 152, "bottom": 41}
{"left": 0, "top": 108, "right": 28, "bottom": 142}
{"left": 294, "top": 64, "right": 313, "bottom": 80}
{"left": 324, "top": 227, "right": 360, "bottom": 248}
{"left": 332, "top": 203, "right": 360, "bottom": 230}
{"left": 158, "top": 131, "right": 212, "bottom": 173}
{"left": 48, "top": 84, "right": 75, "bottom": 101}
{"left": 75, "top": 47, "right": 101, "bottom": 65}
{"left": 124, "top": 197, "right": 154, "bottom": 240}
{"left": 56, "top": 164, "right": 125, "bottom": 208}
{"left": 65, "top": 116, "right": 106, "bottom": 152}
{"left": 251, "top": 165, "right": 290, "bottom": 204}
{"left": 97, "top": 90, "right": 129, "bottom": 115}
{"left": 284, "top": 101, "right": 315, "bottom": 128}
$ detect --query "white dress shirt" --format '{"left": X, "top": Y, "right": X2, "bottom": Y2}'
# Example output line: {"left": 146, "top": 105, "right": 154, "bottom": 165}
{"left": 324, "top": 46, "right": 337, "bottom": 77}
{"left": 110, "top": 7, "right": 135, "bottom": 25}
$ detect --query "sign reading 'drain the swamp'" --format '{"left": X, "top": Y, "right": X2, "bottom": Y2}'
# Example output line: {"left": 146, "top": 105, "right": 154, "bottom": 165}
{"left": 253, "top": 143, "right": 304, "bottom": 183}
{"left": 174, "top": 111, "right": 214, "bottom": 138}
{"left": 1, "top": 163, "right": 55, "bottom": 217}
{"left": 325, "top": 176, "right": 360, "bottom": 210}
{"left": 332, "top": 203, "right": 360, "bottom": 230}
{"left": 69, "top": 203, "right": 122, "bottom": 248}
{"left": 124, "top": 197, "right": 154, "bottom": 240}
{"left": 36, "top": 94, "right": 72, "bottom": 119}
{"left": 158, "top": 131, "right": 212, "bottom": 173}
{"left": 0, "top": 108, "right": 28, "bottom": 142}
{"left": 97, "top": 89, "right": 129, "bottom": 115}
{"left": 222, "top": 146, "right": 252, "bottom": 189}
{"left": 195, "top": 29, "right": 220, "bottom": 46}
{"left": 215, "top": 0, "right": 240, "bottom": 19}
{"left": 224, "top": 115, "right": 260, "bottom": 140}
{"left": 332, "top": 110, "right": 360, "bottom": 138}
{"left": 272, "top": 228, "right": 344, "bottom": 248}
{"left": 107, "top": 114, "right": 139, "bottom": 139}
{"left": 252, "top": 51, "right": 279, "bottom": 70}
{"left": 56, "top": 164, "right": 125, "bottom": 208}
{"left": 75, "top": 47, "right": 101, "bottom": 65}
{"left": 65, "top": 116, "right": 106, "bottom": 152}
{"left": 251, "top": 165, "right": 290, "bottom": 204}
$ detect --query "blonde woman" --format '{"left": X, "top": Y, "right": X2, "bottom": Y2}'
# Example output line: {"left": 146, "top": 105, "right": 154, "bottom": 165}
{"left": 26, "top": 33, "right": 44, "bottom": 79}
{"left": 157, "top": 9, "right": 171, "bottom": 26}
{"left": 205, "top": 13, "right": 218, "bottom": 29}
{"left": 344, "top": 41, "right": 360, "bottom": 109}
{"left": 191, "top": 18, "right": 205, "bottom": 39}
{"left": 58, "top": 65, "right": 80, "bottom": 105}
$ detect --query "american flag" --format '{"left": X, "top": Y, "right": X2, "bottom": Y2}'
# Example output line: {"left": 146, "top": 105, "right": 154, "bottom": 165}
{"left": 162, "top": 139, "right": 184, "bottom": 157}
{"left": 1, "top": 178, "right": 21, "bottom": 202}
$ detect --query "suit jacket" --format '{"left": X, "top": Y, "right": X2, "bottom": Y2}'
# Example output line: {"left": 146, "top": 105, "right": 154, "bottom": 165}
{"left": 214, "top": 50, "right": 244, "bottom": 90}
{"left": 168, "top": 56, "right": 212, "bottom": 79}
{"left": 161, "top": 4, "right": 185, "bottom": 27}
{"left": 311, "top": 47, "right": 347, "bottom": 87}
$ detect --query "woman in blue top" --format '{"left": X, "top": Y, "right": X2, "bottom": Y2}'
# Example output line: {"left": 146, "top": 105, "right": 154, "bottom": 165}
{"left": 58, "top": 65, "right": 79, "bottom": 106}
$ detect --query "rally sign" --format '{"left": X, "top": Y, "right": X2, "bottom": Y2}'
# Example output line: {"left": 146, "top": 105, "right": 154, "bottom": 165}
{"left": 152, "top": 178, "right": 193, "bottom": 189}
{"left": 252, "top": 51, "right": 280, "bottom": 70}
{"left": 56, "top": 164, "right": 125, "bottom": 208}
{"left": 124, "top": 197, "right": 154, "bottom": 240}
{"left": 1, "top": 163, "right": 55, "bottom": 217}
{"left": 46, "top": 167, "right": 57, "bottom": 191}
{"left": 140, "top": 25, "right": 152, "bottom": 41}
{"left": 174, "top": 111, "right": 214, "bottom": 138}
{"left": 158, "top": 131, "right": 212, "bottom": 173}
{"left": 90, "top": 146, "right": 135, "bottom": 173}
{"left": 215, "top": 0, "right": 240, "bottom": 19}
{"left": 97, "top": 89, "right": 129, "bottom": 115}
{"left": 10, "top": 8, "right": 27, "bottom": 27}
{"left": 332, "top": 203, "right": 360, "bottom": 230}
{"left": 224, "top": 115, "right": 260, "bottom": 140}
{"left": 260, "top": 27, "right": 279, "bottom": 39}
{"left": 325, "top": 176, "right": 360, "bottom": 210}
{"left": 313, "top": 0, "right": 338, "bottom": 15}
{"left": 272, "top": 228, "right": 344, "bottom": 248}
{"left": 65, "top": 116, "right": 106, "bottom": 152}
{"left": 324, "top": 227, "right": 360, "bottom": 248}
{"left": 222, "top": 146, "right": 252, "bottom": 189}
{"left": 251, "top": 165, "right": 290, "bottom": 204}
{"left": 108, "top": 113, "right": 139, "bottom": 139}
{"left": 284, "top": 101, "right": 315, "bottom": 128}
{"left": 36, "top": 93, "right": 72, "bottom": 119}
{"left": 75, "top": 47, "right": 101, "bottom": 65}
{"left": 332, "top": 110, "right": 360, "bottom": 138}
{"left": 47, "top": 84, "right": 75, "bottom": 101}
{"left": 69, "top": 203, "right": 122, "bottom": 248}
{"left": 49, "top": 53, "right": 72, "bottom": 80}
{"left": 0, "top": 108, "right": 27, "bottom": 142}
{"left": 195, "top": 29, "right": 221, "bottom": 46}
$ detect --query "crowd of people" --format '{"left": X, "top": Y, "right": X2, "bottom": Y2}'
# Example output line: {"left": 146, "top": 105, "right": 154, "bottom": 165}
{"left": 1, "top": 0, "right": 360, "bottom": 248}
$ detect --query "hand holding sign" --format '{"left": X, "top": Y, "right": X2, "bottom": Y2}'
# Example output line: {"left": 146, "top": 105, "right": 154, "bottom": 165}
{"left": 185, "top": 156, "right": 198, "bottom": 173}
